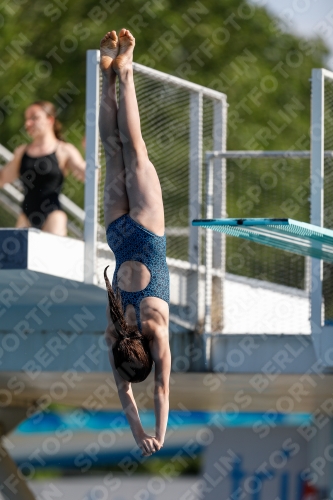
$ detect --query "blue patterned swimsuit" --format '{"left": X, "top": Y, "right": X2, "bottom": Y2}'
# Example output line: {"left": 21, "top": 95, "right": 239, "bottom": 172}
{"left": 106, "top": 214, "right": 170, "bottom": 332}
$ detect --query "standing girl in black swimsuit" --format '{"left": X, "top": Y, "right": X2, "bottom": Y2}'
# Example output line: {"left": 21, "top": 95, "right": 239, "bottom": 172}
{"left": 100, "top": 29, "right": 171, "bottom": 457}
{"left": 0, "top": 101, "right": 85, "bottom": 236}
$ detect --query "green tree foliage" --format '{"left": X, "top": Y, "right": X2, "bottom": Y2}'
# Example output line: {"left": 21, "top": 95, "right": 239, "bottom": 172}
{"left": 0, "top": 0, "right": 329, "bottom": 152}
{"left": 0, "top": 0, "right": 330, "bottom": 248}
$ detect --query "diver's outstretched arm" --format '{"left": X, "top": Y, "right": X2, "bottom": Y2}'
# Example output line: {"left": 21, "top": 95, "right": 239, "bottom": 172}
{"left": 106, "top": 341, "right": 161, "bottom": 456}
{"left": 150, "top": 328, "right": 171, "bottom": 446}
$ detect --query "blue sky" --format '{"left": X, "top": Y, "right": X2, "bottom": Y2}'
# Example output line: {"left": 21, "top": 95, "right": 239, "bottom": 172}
{"left": 250, "top": 0, "right": 333, "bottom": 69}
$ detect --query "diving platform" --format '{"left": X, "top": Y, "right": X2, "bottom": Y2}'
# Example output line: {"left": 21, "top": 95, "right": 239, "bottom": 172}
{"left": 0, "top": 227, "right": 312, "bottom": 334}
{"left": 192, "top": 218, "right": 333, "bottom": 263}
{"left": 0, "top": 227, "right": 325, "bottom": 415}
{"left": 0, "top": 228, "right": 108, "bottom": 332}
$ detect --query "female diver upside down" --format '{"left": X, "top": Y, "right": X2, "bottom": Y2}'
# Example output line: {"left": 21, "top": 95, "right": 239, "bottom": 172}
{"left": 100, "top": 29, "right": 171, "bottom": 457}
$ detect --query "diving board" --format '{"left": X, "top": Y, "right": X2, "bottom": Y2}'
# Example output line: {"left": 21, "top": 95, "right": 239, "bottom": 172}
{"left": 192, "top": 218, "right": 333, "bottom": 262}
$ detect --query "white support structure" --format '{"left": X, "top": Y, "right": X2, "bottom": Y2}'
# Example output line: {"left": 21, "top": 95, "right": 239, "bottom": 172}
{"left": 204, "top": 155, "right": 214, "bottom": 369}
{"left": 187, "top": 92, "right": 203, "bottom": 327}
{"left": 310, "top": 67, "right": 333, "bottom": 366}
{"left": 212, "top": 100, "right": 227, "bottom": 332}
{"left": 203, "top": 149, "right": 319, "bottom": 370}
{"left": 310, "top": 69, "right": 325, "bottom": 334}
{"left": 188, "top": 92, "right": 202, "bottom": 267}
{"left": 84, "top": 50, "right": 100, "bottom": 284}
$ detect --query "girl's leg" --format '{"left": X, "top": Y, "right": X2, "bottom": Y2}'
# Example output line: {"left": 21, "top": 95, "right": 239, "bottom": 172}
{"left": 15, "top": 212, "right": 31, "bottom": 228}
{"left": 113, "top": 29, "right": 165, "bottom": 236}
{"left": 42, "top": 210, "right": 67, "bottom": 236}
{"left": 99, "top": 31, "right": 129, "bottom": 229}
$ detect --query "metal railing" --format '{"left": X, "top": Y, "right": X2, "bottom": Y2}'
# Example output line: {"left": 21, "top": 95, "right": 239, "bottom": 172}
{"left": 310, "top": 67, "right": 333, "bottom": 366}
{"left": 85, "top": 50, "right": 228, "bottom": 328}
{"left": 203, "top": 149, "right": 320, "bottom": 369}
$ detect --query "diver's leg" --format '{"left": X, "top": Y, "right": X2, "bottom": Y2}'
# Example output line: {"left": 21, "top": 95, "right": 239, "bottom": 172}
{"left": 113, "top": 29, "right": 164, "bottom": 236}
{"left": 99, "top": 31, "right": 129, "bottom": 229}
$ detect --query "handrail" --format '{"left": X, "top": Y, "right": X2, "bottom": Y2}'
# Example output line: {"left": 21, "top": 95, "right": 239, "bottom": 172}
{"left": 205, "top": 150, "right": 333, "bottom": 160}
{"left": 133, "top": 62, "right": 227, "bottom": 101}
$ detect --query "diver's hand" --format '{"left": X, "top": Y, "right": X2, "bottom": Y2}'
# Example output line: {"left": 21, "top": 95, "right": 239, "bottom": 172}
{"left": 136, "top": 433, "right": 162, "bottom": 457}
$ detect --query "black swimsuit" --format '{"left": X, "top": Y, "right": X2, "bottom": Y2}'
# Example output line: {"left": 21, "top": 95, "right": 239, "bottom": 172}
{"left": 19, "top": 148, "right": 64, "bottom": 229}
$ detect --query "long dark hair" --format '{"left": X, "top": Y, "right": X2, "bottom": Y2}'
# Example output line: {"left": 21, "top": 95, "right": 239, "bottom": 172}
{"left": 104, "top": 266, "right": 153, "bottom": 383}
{"left": 31, "top": 101, "right": 64, "bottom": 141}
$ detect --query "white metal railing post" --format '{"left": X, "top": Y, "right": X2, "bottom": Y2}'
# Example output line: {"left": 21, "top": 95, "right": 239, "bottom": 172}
{"left": 84, "top": 50, "right": 100, "bottom": 284}
{"left": 213, "top": 97, "right": 228, "bottom": 333}
{"left": 204, "top": 154, "right": 214, "bottom": 370}
{"left": 188, "top": 92, "right": 203, "bottom": 327}
{"left": 310, "top": 69, "right": 325, "bottom": 333}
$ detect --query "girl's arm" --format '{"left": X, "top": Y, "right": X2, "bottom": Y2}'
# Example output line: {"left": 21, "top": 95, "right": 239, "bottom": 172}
{"left": 63, "top": 143, "right": 86, "bottom": 181}
{"left": 106, "top": 334, "right": 160, "bottom": 456}
{"left": 0, "top": 145, "right": 25, "bottom": 188}
{"left": 149, "top": 327, "right": 171, "bottom": 446}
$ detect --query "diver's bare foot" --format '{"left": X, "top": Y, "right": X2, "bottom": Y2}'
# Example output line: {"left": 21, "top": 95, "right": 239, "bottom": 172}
{"left": 113, "top": 29, "right": 135, "bottom": 75}
{"left": 100, "top": 31, "right": 118, "bottom": 75}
